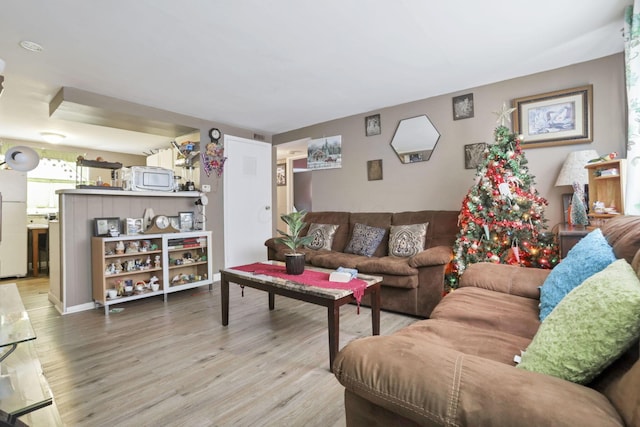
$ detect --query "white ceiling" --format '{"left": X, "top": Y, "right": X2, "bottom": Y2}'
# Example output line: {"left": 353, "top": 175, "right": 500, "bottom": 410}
{"left": 0, "top": 0, "right": 631, "bottom": 156}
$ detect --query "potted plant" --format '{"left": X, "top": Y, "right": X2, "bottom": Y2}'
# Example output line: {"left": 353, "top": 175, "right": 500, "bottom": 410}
{"left": 274, "top": 210, "right": 315, "bottom": 275}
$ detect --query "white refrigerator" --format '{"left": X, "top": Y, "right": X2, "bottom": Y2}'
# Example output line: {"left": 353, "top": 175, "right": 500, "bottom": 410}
{"left": 0, "top": 170, "right": 27, "bottom": 278}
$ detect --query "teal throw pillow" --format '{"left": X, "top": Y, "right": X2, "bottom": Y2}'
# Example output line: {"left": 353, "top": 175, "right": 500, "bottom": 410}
{"left": 538, "top": 228, "right": 615, "bottom": 321}
{"left": 344, "top": 223, "right": 386, "bottom": 257}
{"left": 518, "top": 259, "right": 640, "bottom": 384}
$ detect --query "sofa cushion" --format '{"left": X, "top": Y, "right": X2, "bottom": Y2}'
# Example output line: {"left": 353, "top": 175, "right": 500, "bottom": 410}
{"left": 431, "top": 286, "right": 540, "bottom": 339}
{"left": 344, "top": 223, "right": 387, "bottom": 257}
{"left": 388, "top": 223, "right": 428, "bottom": 257}
{"left": 396, "top": 319, "right": 532, "bottom": 365}
{"left": 356, "top": 256, "right": 418, "bottom": 276}
{"left": 310, "top": 251, "right": 370, "bottom": 270}
{"left": 304, "top": 223, "right": 339, "bottom": 251}
{"left": 518, "top": 259, "right": 640, "bottom": 384}
{"left": 538, "top": 228, "right": 616, "bottom": 321}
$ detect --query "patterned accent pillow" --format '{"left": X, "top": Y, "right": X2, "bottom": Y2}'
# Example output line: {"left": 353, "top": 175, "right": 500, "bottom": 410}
{"left": 344, "top": 223, "right": 386, "bottom": 257}
{"left": 304, "top": 223, "right": 339, "bottom": 251}
{"left": 389, "top": 223, "right": 428, "bottom": 257}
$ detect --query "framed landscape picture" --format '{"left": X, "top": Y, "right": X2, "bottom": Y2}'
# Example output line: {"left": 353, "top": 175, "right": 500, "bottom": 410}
{"left": 512, "top": 85, "right": 593, "bottom": 148}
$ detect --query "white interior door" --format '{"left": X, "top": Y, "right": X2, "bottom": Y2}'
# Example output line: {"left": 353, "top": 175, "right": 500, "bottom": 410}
{"left": 223, "top": 135, "right": 272, "bottom": 267}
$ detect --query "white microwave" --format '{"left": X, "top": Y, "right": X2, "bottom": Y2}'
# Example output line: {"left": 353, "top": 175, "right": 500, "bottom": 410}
{"left": 122, "top": 166, "right": 175, "bottom": 192}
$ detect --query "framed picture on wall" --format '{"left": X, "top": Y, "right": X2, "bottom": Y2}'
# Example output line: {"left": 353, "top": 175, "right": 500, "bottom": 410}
{"left": 512, "top": 85, "right": 593, "bottom": 148}
{"left": 365, "top": 114, "right": 381, "bottom": 136}
{"left": 367, "top": 159, "right": 383, "bottom": 181}
{"left": 276, "top": 163, "right": 286, "bottom": 186}
{"left": 452, "top": 93, "right": 474, "bottom": 120}
{"left": 464, "top": 142, "right": 487, "bottom": 169}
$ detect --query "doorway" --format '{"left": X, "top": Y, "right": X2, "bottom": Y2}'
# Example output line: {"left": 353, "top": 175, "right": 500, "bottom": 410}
{"left": 275, "top": 138, "right": 311, "bottom": 228}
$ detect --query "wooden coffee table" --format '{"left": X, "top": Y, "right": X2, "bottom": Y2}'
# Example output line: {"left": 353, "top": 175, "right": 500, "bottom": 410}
{"left": 220, "top": 261, "right": 382, "bottom": 372}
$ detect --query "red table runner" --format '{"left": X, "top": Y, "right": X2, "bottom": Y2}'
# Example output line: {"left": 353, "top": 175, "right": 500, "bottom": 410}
{"left": 230, "top": 263, "right": 368, "bottom": 311}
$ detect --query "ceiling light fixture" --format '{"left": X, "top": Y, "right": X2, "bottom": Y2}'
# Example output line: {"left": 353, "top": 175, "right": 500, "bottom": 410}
{"left": 19, "top": 40, "right": 43, "bottom": 52}
{"left": 40, "top": 132, "right": 66, "bottom": 144}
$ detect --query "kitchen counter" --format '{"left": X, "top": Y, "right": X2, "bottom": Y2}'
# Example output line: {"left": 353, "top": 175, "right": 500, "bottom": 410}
{"left": 56, "top": 189, "right": 200, "bottom": 197}
{"left": 53, "top": 190, "right": 203, "bottom": 314}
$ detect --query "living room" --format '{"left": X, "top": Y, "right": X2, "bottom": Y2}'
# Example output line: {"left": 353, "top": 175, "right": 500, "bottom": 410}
{"left": 1, "top": 2, "right": 638, "bottom": 426}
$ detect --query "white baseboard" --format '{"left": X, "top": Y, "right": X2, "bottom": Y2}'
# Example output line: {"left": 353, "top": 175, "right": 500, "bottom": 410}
{"left": 63, "top": 302, "right": 96, "bottom": 314}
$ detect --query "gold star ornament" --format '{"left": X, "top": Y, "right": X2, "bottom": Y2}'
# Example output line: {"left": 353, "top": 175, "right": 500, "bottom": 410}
{"left": 493, "top": 102, "right": 516, "bottom": 127}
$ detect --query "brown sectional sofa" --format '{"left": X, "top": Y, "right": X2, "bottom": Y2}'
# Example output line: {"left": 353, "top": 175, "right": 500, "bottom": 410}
{"left": 333, "top": 215, "right": 640, "bottom": 427}
{"left": 265, "top": 210, "right": 459, "bottom": 318}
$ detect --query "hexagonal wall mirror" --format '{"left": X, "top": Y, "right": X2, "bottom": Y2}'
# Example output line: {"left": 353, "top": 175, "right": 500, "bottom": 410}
{"left": 390, "top": 115, "right": 440, "bottom": 163}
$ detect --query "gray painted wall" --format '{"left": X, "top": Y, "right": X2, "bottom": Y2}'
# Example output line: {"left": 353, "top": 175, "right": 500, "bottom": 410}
{"left": 273, "top": 53, "right": 626, "bottom": 228}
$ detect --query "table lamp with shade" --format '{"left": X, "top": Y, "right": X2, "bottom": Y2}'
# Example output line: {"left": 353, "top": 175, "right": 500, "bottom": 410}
{"left": 554, "top": 149, "right": 598, "bottom": 225}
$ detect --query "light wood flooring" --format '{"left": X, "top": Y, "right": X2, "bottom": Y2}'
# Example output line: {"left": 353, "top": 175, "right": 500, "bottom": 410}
{"left": 2, "top": 276, "right": 417, "bottom": 426}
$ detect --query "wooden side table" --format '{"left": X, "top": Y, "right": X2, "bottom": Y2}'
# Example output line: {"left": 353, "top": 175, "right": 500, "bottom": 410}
{"left": 556, "top": 224, "right": 591, "bottom": 258}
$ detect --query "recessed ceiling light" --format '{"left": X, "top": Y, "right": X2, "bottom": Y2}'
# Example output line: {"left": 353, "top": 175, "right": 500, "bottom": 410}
{"left": 40, "top": 132, "right": 65, "bottom": 144}
{"left": 19, "top": 40, "right": 43, "bottom": 52}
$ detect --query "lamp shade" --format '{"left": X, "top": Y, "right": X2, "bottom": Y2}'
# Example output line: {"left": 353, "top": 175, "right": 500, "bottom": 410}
{"left": 554, "top": 150, "right": 599, "bottom": 186}
{"left": 3, "top": 146, "right": 40, "bottom": 171}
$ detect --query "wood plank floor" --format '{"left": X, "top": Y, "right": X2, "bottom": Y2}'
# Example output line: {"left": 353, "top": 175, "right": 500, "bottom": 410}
{"left": 2, "top": 276, "right": 417, "bottom": 426}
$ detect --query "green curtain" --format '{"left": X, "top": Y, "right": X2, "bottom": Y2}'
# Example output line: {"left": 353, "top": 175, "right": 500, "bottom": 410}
{"left": 625, "top": 3, "right": 640, "bottom": 215}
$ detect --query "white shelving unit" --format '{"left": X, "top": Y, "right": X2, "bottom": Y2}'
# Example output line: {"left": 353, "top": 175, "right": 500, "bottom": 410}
{"left": 91, "top": 231, "right": 213, "bottom": 314}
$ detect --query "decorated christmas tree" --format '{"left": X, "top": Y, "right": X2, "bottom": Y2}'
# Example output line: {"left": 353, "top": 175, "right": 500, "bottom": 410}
{"left": 449, "top": 105, "right": 559, "bottom": 288}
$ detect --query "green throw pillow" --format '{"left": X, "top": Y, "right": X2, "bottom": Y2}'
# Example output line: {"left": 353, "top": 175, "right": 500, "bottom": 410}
{"left": 518, "top": 259, "right": 640, "bottom": 384}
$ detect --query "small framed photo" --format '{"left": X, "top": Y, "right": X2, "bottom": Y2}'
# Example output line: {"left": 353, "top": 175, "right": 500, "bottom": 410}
{"left": 512, "top": 85, "right": 593, "bottom": 148}
{"left": 276, "top": 163, "right": 286, "bottom": 186}
{"left": 169, "top": 216, "right": 180, "bottom": 230}
{"left": 94, "top": 217, "right": 121, "bottom": 237}
{"left": 464, "top": 142, "right": 488, "bottom": 169}
{"left": 179, "top": 211, "right": 194, "bottom": 231}
{"left": 365, "top": 114, "right": 381, "bottom": 136}
{"left": 367, "top": 159, "right": 383, "bottom": 181}
{"left": 125, "top": 218, "right": 144, "bottom": 235}
{"left": 453, "top": 93, "right": 474, "bottom": 120}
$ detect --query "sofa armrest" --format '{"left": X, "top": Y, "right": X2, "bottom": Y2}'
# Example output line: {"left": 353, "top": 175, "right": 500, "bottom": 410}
{"left": 408, "top": 245, "right": 452, "bottom": 268}
{"left": 459, "top": 262, "right": 549, "bottom": 299}
{"left": 334, "top": 335, "right": 623, "bottom": 427}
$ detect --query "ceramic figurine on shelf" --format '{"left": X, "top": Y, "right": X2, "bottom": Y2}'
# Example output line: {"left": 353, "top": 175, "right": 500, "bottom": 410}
{"left": 154, "top": 255, "right": 161, "bottom": 268}
{"left": 115, "top": 241, "right": 125, "bottom": 255}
